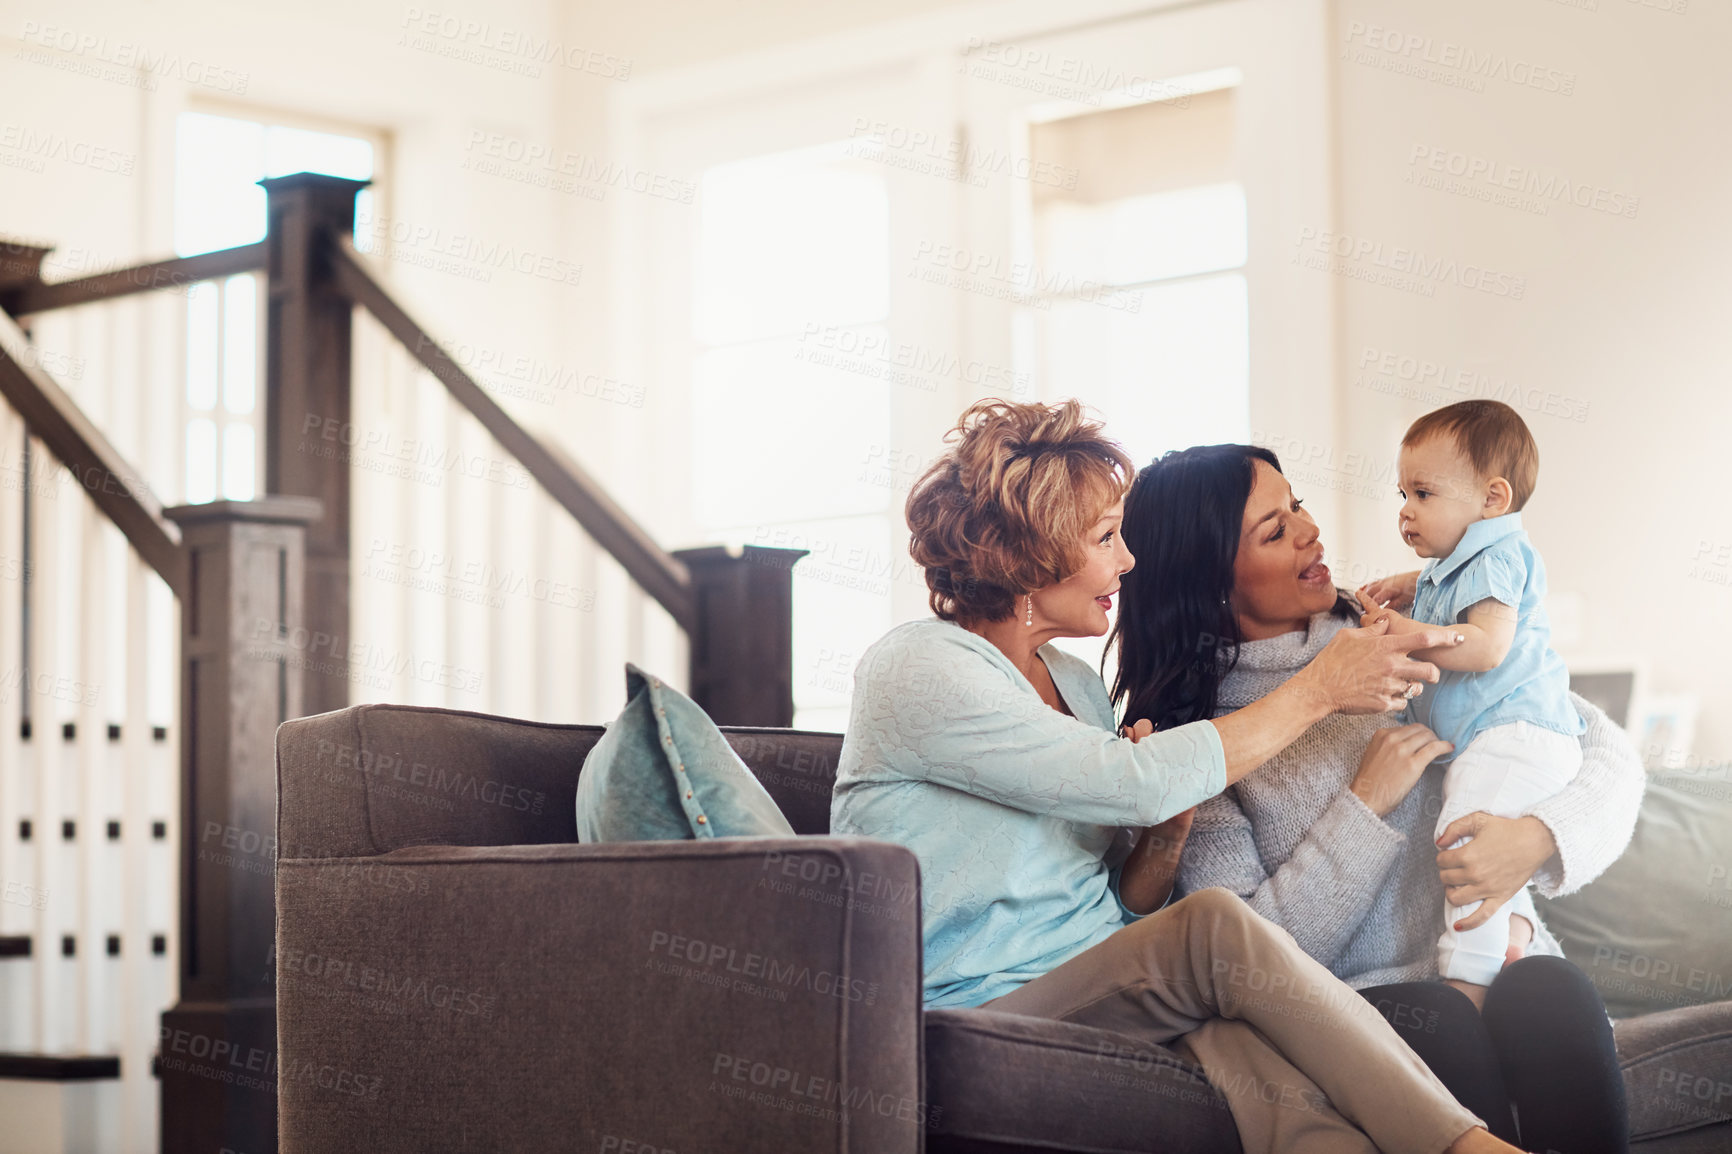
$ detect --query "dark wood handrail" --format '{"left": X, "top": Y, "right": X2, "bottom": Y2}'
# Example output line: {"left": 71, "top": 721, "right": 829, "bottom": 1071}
{"left": 328, "top": 240, "right": 696, "bottom": 629}
{"left": 0, "top": 309, "right": 186, "bottom": 597}
{"left": 0, "top": 242, "right": 268, "bottom": 316}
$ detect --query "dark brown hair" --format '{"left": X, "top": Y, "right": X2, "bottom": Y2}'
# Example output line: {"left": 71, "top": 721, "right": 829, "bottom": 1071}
{"left": 905, "top": 399, "right": 1133, "bottom": 626}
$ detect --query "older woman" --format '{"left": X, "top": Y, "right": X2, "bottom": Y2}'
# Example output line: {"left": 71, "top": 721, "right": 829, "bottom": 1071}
{"left": 1110, "top": 443, "right": 1641, "bottom": 1154}
{"left": 832, "top": 399, "right": 1523, "bottom": 1154}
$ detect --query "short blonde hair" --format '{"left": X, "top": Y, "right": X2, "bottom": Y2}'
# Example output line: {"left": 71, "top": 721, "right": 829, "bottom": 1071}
{"left": 1402, "top": 400, "right": 1540, "bottom": 510}
{"left": 906, "top": 399, "right": 1133, "bottom": 626}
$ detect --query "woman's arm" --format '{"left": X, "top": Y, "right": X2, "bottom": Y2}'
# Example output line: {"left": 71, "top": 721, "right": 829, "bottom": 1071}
{"left": 1106, "top": 721, "right": 1199, "bottom": 915}
{"left": 1124, "top": 651, "right": 1453, "bottom": 914}
{"left": 1209, "top": 619, "right": 1465, "bottom": 785}
{"left": 1434, "top": 694, "right": 1644, "bottom": 912}
{"left": 1177, "top": 719, "right": 1452, "bottom": 964}
{"left": 853, "top": 619, "right": 1462, "bottom": 829}
{"left": 1116, "top": 807, "right": 1197, "bottom": 915}
{"left": 1357, "top": 593, "right": 1517, "bottom": 673}
{"left": 854, "top": 631, "right": 1228, "bottom": 827}
{"left": 1176, "top": 785, "right": 1408, "bottom": 969}
{"left": 1529, "top": 693, "right": 1645, "bottom": 894}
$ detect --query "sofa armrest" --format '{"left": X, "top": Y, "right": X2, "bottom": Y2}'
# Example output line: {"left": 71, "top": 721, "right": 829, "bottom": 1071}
{"left": 276, "top": 836, "right": 926, "bottom": 1154}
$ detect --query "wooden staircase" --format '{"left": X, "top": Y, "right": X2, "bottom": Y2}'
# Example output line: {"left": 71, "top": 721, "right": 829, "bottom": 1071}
{"left": 0, "top": 172, "right": 806, "bottom": 1153}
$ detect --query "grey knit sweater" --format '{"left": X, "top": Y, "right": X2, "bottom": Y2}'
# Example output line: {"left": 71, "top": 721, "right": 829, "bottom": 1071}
{"left": 1173, "top": 608, "right": 1645, "bottom": 990}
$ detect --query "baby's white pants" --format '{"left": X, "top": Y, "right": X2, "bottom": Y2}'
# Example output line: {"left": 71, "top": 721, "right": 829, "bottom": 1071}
{"left": 1435, "top": 720, "right": 1582, "bottom": 985}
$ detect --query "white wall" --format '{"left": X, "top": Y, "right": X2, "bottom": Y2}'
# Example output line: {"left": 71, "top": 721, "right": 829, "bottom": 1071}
{"left": 1, "top": 0, "right": 1723, "bottom": 752}
{"left": 597, "top": 0, "right": 1731, "bottom": 768}
{"left": 1327, "top": 0, "right": 1731, "bottom": 766}
{"left": 0, "top": 6, "right": 1725, "bottom": 1148}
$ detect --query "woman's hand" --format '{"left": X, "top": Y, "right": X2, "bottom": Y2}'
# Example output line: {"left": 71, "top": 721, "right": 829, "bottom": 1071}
{"left": 1288, "top": 617, "right": 1464, "bottom": 715}
{"left": 1212, "top": 621, "right": 1459, "bottom": 788}
{"left": 1435, "top": 813, "right": 1558, "bottom": 931}
{"left": 1350, "top": 724, "right": 1455, "bottom": 816}
{"left": 1358, "top": 570, "right": 1420, "bottom": 612}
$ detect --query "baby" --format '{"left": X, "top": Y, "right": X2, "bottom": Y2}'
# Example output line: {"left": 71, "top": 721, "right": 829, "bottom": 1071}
{"left": 1356, "top": 399, "right": 1585, "bottom": 1003}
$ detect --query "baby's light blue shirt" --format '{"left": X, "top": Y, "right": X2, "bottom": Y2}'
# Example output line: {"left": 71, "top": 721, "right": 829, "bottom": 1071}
{"left": 1408, "top": 513, "right": 1585, "bottom": 757}
{"left": 831, "top": 619, "right": 1227, "bottom": 1009}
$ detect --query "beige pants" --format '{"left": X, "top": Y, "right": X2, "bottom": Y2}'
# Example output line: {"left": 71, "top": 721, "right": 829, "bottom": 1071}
{"left": 982, "top": 889, "right": 1483, "bottom": 1154}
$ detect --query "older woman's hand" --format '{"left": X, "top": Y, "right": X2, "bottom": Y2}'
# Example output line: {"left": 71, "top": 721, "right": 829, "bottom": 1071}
{"left": 1435, "top": 813, "right": 1559, "bottom": 931}
{"left": 1289, "top": 617, "right": 1464, "bottom": 715}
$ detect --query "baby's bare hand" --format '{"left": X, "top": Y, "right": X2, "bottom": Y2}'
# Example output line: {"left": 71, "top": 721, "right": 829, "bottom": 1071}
{"left": 1354, "top": 589, "right": 1397, "bottom": 630}
{"left": 1358, "top": 571, "right": 1419, "bottom": 612}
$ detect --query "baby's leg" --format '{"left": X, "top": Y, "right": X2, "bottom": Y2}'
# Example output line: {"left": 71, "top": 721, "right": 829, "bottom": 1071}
{"left": 1435, "top": 722, "right": 1583, "bottom": 986}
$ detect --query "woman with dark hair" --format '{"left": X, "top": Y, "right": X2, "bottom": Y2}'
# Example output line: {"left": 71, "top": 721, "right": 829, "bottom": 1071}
{"left": 833, "top": 399, "right": 1526, "bottom": 1154}
{"left": 1110, "top": 443, "right": 1643, "bottom": 1154}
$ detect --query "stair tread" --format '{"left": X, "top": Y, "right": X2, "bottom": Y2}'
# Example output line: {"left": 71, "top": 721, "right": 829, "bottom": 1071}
{"left": 0, "top": 1053, "right": 121, "bottom": 1080}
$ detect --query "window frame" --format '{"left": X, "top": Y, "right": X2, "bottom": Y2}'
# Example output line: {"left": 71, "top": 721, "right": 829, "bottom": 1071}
{"left": 173, "top": 100, "right": 390, "bottom": 506}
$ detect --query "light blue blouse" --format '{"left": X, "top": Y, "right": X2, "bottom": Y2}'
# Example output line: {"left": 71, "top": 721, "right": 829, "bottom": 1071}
{"left": 831, "top": 618, "right": 1227, "bottom": 1008}
{"left": 1408, "top": 512, "right": 1585, "bottom": 757}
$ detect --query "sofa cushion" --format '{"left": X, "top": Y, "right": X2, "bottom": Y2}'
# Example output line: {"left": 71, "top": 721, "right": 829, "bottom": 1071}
{"left": 576, "top": 665, "right": 794, "bottom": 841}
{"left": 1616, "top": 1001, "right": 1732, "bottom": 1142}
{"left": 1538, "top": 773, "right": 1732, "bottom": 1018}
{"left": 726, "top": 728, "right": 844, "bottom": 835}
{"left": 924, "top": 1008, "right": 1242, "bottom": 1153}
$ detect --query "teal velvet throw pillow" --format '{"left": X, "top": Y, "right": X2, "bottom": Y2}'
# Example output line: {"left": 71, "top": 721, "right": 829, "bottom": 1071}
{"left": 574, "top": 664, "right": 794, "bottom": 842}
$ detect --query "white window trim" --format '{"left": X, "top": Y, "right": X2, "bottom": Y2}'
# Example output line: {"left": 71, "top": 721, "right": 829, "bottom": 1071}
{"left": 610, "top": 0, "right": 1339, "bottom": 545}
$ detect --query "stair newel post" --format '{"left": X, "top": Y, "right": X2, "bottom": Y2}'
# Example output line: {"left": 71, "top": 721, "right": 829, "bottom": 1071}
{"left": 674, "top": 545, "right": 808, "bottom": 727}
{"left": 0, "top": 240, "right": 54, "bottom": 302}
{"left": 259, "top": 172, "right": 369, "bottom": 718}
{"left": 158, "top": 497, "right": 322, "bottom": 1154}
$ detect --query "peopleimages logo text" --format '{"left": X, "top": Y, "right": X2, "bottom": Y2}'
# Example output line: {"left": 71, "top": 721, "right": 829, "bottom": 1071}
{"left": 17, "top": 21, "right": 250, "bottom": 93}
{"left": 1342, "top": 22, "right": 1576, "bottom": 95}
{"left": 1293, "top": 229, "right": 1525, "bottom": 299}
{"left": 1406, "top": 145, "right": 1639, "bottom": 219}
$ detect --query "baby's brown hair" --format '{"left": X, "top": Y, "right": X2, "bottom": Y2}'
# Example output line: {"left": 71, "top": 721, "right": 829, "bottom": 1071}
{"left": 1402, "top": 400, "right": 1539, "bottom": 510}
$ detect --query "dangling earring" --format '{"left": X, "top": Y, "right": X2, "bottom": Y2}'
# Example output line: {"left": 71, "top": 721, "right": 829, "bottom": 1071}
{"left": 1025, "top": 594, "right": 1034, "bottom": 627}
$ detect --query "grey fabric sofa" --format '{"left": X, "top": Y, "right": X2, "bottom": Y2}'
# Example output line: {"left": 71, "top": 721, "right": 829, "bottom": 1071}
{"left": 275, "top": 704, "right": 1732, "bottom": 1152}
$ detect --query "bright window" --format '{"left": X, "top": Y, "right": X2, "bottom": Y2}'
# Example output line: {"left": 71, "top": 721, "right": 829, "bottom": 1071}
{"left": 173, "top": 112, "right": 378, "bottom": 502}
{"left": 1023, "top": 86, "right": 1249, "bottom": 669}
{"left": 1032, "top": 183, "right": 1250, "bottom": 470}
{"left": 174, "top": 113, "right": 376, "bottom": 258}
{"left": 689, "top": 141, "right": 894, "bottom": 730}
